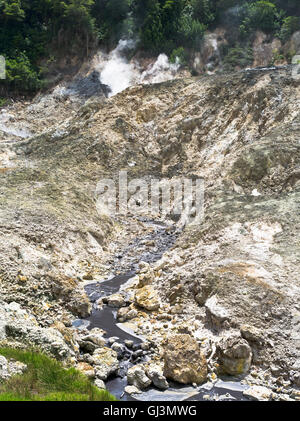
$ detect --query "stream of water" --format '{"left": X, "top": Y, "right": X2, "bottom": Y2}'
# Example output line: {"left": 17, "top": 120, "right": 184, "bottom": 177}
{"left": 74, "top": 219, "right": 249, "bottom": 401}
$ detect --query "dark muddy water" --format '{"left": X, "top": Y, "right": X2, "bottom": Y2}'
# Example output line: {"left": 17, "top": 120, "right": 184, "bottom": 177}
{"left": 74, "top": 219, "right": 249, "bottom": 401}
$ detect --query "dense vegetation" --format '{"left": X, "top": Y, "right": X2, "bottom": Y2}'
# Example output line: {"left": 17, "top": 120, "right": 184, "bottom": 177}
{"left": 0, "top": 0, "right": 299, "bottom": 95}
{"left": 0, "top": 347, "right": 117, "bottom": 401}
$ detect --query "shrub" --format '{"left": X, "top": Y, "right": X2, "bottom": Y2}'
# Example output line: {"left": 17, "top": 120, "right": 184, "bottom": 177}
{"left": 1, "top": 52, "right": 42, "bottom": 94}
{"left": 0, "top": 97, "right": 7, "bottom": 107}
{"left": 179, "top": 3, "right": 206, "bottom": 48}
{"left": 279, "top": 16, "right": 300, "bottom": 42}
{"left": 191, "top": 0, "right": 216, "bottom": 26}
{"left": 140, "top": 0, "right": 164, "bottom": 52}
{"left": 169, "top": 47, "right": 187, "bottom": 65}
{"left": 240, "top": 1, "right": 281, "bottom": 36}
{"left": 223, "top": 45, "right": 253, "bottom": 70}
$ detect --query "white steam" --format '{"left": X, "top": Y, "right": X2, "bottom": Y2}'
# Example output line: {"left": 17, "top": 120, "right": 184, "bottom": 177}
{"left": 0, "top": 110, "right": 32, "bottom": 139}
{"left": 140, "top": 54, "right": 180, "bottom": 84}
{"left": 98, "top": 40, "right": 139, "bottom": 96}
{"left": 95, "top": 39, "right": 181, "bottom": 97}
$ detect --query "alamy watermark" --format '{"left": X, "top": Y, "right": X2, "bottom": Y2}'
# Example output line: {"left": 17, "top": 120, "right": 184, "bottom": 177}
{"left": 95, "top": 172, "right": 204, "bottom": 226}
{"left": 0, "top": 56, "right": 5, "bottom": 79}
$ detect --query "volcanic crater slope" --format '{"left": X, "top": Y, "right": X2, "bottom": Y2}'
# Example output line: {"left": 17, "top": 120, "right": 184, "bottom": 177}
{"left": 0, "top": 67, "right": 299, "bottom": 399}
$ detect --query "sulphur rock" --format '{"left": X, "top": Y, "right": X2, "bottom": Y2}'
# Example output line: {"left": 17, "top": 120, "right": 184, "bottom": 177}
{"left": 127, "top": 365, "right": 152, "bottom": 390}
{"left": 117, "top": 306, "right": 138, "bottom": 322}
{"left": 135, "top": 286, "right": 160, "bottom": 311}
{"left": 125, "top": 385, "right": 142, "bottom": 395}
{"left": 243, "top": 385, "right": 273, "bottom": 401}
{"left": 218, "top": 334, "right": 252, "bottom": 376}
{"left": 92, "top": 347, "right": 119, "bottom": 380}
{"left": 240, "top": 325, "right": 264, "bottom": 345}
{"left": 94, "top": 379, "right": 106, "bottom": 390}
{"left": 163, "top": 334, "right": 207, "bottom": 385}
{"left": 146, "top": 363, "right": 169, "bottom": 390}
{"left": 76, "top": 362, "right": 95, "bottom": 379}
{"left": 106, "top": 293, "right": 126, "bottom": 308}
{"left": 80, "top": 332, "right": 106, "bottom": 347}
{"left": 0, "top": 356, "right": 27, "bottom": 381}
{"left": 205, "top": 295, "right": 229, "bottom": 328}
{"left": 0, "top": 302, "right": 75, "bottom": 359}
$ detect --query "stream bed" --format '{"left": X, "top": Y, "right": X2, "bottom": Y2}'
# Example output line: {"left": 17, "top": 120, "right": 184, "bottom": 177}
{"left": 74, "top": 219, "right": 250, "bottom": 401}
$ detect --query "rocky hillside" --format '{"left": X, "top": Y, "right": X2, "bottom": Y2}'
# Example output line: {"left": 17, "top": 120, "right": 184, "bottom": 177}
{"left": 0, "top": 65, "right": 299, "bottom": 400}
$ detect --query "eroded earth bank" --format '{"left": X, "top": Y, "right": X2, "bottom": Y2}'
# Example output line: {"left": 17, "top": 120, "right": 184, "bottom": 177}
{"left": 0, "top": 67, "right": 299, "bottom": 401}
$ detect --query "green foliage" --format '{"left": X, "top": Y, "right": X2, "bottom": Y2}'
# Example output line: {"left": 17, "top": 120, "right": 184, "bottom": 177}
{"left": 140, "top": 0, "right": 164, "bottom": 52}
{"left": 3, "top": 52, "right": 42, "bottom": 94}
{"left": 279, "top": 16, "right": 300, "bottom": 42}
{"left": 170, "top": 47, "right": 187, "bottom": 65}
{"left": 223, "top": 45, "right": 253, "bottom": 70}
{"left": 0, "top": 0, "right": 98, "bottom": 95}
{"left": 179, "top": 3, "right": 206, "bottom": 48}
{"left": 0, "top": 392, "right": 30, "bottom": 401}
{"left": 274, "top": 0, "right": 300, "bottom": 16}
{"left": 191, "top": 0, "right": 215, "bottom": 25}
{"left": 2, "top": 0, "right": 25, "bottom": 20}
{"left": 271, "top": 49, "right": 284, "bottom": 64}
{"left": 240, "top": 1, "right": 281, "bottom": 36}
{"left": 92, "top": 0, "right": 132, "bottom": 44}
{"left": 137, "top": 0, "right": 207, "bottom": 53}
{"left": 0, "top": 97, "right": 8, "bottom": 107}
{"left": 286, "top": 48, "right": 297, "bottom": 63}
{"left": 0, "top": 347, "right": 117, "bottom": 402}
{"left": 0, "top": 0, "right": 300, "bottom": 95}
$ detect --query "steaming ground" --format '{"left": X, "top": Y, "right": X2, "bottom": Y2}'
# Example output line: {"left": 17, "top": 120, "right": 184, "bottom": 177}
{"left": 1, "top": 46, "right": 300, "bottom": 402}
{"left": 94, "top": 39, "right": 182, "bottom": 96}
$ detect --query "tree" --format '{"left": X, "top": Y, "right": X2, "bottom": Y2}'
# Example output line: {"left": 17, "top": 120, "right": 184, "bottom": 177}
{"left": 2, "top": 0, "right": 25, "bottom": 21}
{"left": 279, "top": 15, "right": 300, "bottom": 42}
{"left": 240, "top": 1, "right": 281, "bottom": 35}
{"left": 179, "top": 3, "right": 206, "bottom": 48}
{"left": 3, "top": 52, "right": 42, "bottom": 94}
{"left": 191, "top": 0, "right": 216, "bottom": 26}
{"left": 140, "top": 0, "right": 163, "bottom": 52}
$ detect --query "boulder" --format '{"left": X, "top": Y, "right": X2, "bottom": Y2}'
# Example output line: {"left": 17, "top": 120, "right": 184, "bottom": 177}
{"left": 135, "top": 286, "right": 160, "bottom": 311}
{"left": 66, "top": 289, "right": 91, "bottom": 318}
{"left": 76, "top": 362, "right": 95, "bottom": 379}
{"left": 92, "top": 347, "right": 119, "bottom": 380}
{"left": 80, "top": 333, "right": 106, "bottom": 347}
{"left": 0, "top": 302, "right": 76, "bottom": 360}
{"left": 78, "top": 331, "right": 106, "bottom": 353}
{"left": 243, "top": 385, "right": 273, "bottom": 401}
{"left": 117, "top": 306, "right": 138, "bottom": 322}
{"left": 125, "top": 340, "right": 134, "bottom": 349}
{"left": 163, "top": 334, "right": 207, "bottom": 385}
{"left": 78, "top": 339, "right": 98, "bottom": 353}
{"left": 241, "top": 325, "right": 264, "bottom": 345}
{"left": 218, "top": 334, "right": 252, "bottom": 376}
{"left": 107, "top": 337, "right": 119, "bottom": 346}
{"left": 94, "top": 379, "right": 106, "bottom": 390}
{"left": 106, "top": 293, "right": 126, "bottom": 308}
{"left": 127, "top": 365, "right": 152, "bottom": 390}
{"left": 0, "top": 356, "right": 27, "bottom": 381}
{"left": 125, "top": 385, "right": 142, "bottom": 395}
{"left": 147, "top": 364, "right": 169, "bottom": 390}
{"left": 205, "top": 295, "right": 229, "bottom": 328}
{"left": 111, "top": 342, "right": 125, "bottom": 358}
